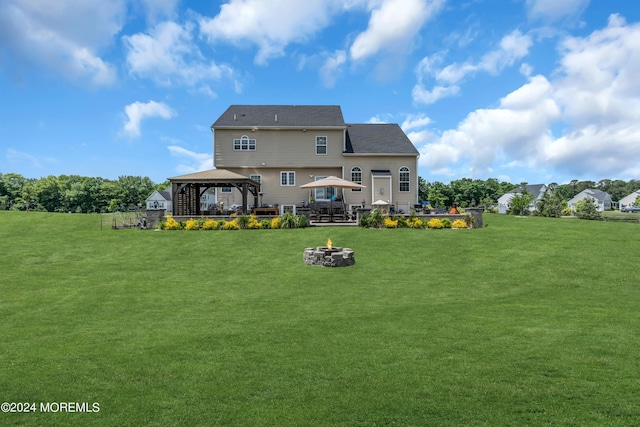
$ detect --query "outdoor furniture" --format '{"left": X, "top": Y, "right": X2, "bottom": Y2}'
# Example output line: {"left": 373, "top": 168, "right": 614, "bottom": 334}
{"left": 253, "top": 207, "right": 278, "bottom": 215}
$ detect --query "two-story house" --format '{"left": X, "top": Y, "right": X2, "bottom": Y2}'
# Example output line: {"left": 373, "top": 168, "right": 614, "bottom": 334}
{"left": 210, "top": 105, "right": 419, "bottom": 214}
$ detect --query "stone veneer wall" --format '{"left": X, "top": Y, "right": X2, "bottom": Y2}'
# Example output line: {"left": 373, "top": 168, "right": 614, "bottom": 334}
{"left": 304, "top": 247, "right": 355, "bottom": 267}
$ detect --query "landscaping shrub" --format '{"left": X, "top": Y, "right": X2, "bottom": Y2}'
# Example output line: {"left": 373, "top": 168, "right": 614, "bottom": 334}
{"left": 271, "top": 216, "right": 282, "bottom": 229}
{"left": 407, "top": 217, "right": 423, "bottom": 229}
{"left": 202, "top": 219, "right": 218, "bottom": 230}
{"left": 384, "top": 217, "right": 398, "bottom": 228}
{"left": 441, "top": 218, "right": 452, "bottom": 228}
{"left": 364, "top": 209, "right": 384, "bottom": 228}
{"left": 236, "top": 214, "right": 250, "bottom": 229}
{"left": 280, "top": 212, "right": 298, "bottom": 229}
{"left": 427, "top": 218, "right": 444, "bottom": 229}
{"left": 298, "top": 214, "right": 308, "bottom": 228}
{"left": 452, "top": 219, "right": 468, "bottom": 229}
{"left": 260, "top": 219, "right": 271, "bottom": 229}
{"left": 164, "top": 215, "right": 179, "bottom": 230}
{"left": 185, "top": 218, "right": 200, "bottom": 230}
{"left": 223, "top": 219, "right": 239, "bottom": 230}
{"left": 575, "top": 197, "right": 602, "bottom": 220}
{"left": 247, "top": 215, "right": 262, "bottom": 229}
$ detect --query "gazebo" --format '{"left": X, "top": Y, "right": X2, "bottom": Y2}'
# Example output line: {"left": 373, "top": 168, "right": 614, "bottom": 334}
{"left": 168, "top": 169, "right": 260, "bottom": 217}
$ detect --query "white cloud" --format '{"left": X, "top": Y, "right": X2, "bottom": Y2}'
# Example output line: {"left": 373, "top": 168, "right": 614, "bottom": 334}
{"left": 349, "top": 0, "right": 444, "bottom": 61}
{"left": 123, "top": 101, "right": 176, "bottom": 138}
{"left": 412, "top": 84, "right": 460, "bottom": 104}
{"left": 419, "top": 14, "right": 640, "bottom": 181}
{"left": 167, "top": 145, "right": 213, "bottom": 174}
{"left": 526, "top": 0, "right": 589, "bottom": 22}
{"left": 123, "top": 20, "right": 236, "bottom": 92}
{"left": 136, "top": 0, "right": 179, "bottom": 23}
{"left": 319, "top": 50, "right": 347, "bottom": 88}
{"left": 0, "top": 0, "right": 123, "bottom": 85}
{"left": 413, "top": 30, "right": 533, "bottom": 104}
{"left": 198, "top": 0, "right": 337, "bottom": 65}
{"left": 401, "top": 113, "right": 432, "bottom": 132}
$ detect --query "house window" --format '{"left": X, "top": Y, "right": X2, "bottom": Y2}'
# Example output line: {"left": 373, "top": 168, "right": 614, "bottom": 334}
{"left": 280, "top": 171, "right": 295, "bottom": 186}
{"left": 316, "top": 136, "right": 327, "bottom": 155}
{"left": 233, "top": 135, "right": 256, "bottom": 151}
{"left": 281, "top": 205, "right": 295, "bottom": 215}
{"left": 313, "top": 176, "right": 335, "bottom": 200}
{"left": 221, "top": 187, "right": 232, "bottom": 193}
{"left": 250, "top": 174, "right": 262, "bottom": 192}
{"left": 399, "top": 167, "right": 410, "bottom": 192}
{"left": 351, "top": 166, "right": 362, "bottom": 192}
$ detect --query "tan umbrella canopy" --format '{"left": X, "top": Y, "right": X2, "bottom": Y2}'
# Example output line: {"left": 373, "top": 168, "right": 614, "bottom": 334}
{"left": 300, "top": 175, "right": 366, "bottom": 189}
{"left": 372, "top": 199, "right": 389, "bottom": 206}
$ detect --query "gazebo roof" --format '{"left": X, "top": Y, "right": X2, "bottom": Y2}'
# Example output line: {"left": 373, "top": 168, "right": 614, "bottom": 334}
{"left": 168, "top": 169, "right": 257, "bottom": 184}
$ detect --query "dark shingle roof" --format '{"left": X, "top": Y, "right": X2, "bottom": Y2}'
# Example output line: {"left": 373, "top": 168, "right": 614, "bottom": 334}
{"left": 345, "top": 124, "right": 419, "bottom": 155}
{"left": 213, "top": 105, "right": 345, "bottom": 128}
{"left": 505, "top": 184, "right": 546, "bottom": 198}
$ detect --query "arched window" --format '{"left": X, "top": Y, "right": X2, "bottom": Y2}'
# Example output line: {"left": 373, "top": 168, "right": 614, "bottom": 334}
{"left": 399, "top": 167, "right": 410, "bottom": 192}
{"left": 351, "top": 166, "right": 362, "bottom": 192}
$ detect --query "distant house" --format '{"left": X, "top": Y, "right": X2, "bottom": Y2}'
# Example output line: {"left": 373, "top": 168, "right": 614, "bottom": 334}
{"left": 497, "top": 184, "right": 548, "bottom": 214}
{"left": 568, "top": 189, "right": 612, "bottom": 212}
{"left": 146, "top": 190, "right": 172, "bottom": 213}
{"left": 619, "top": 190, "right": 640, "bottom": 211}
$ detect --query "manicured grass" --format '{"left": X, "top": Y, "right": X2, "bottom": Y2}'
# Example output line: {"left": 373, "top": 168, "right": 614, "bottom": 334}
{"left": 1, "top": 211, "right": 639, "bottom": 426}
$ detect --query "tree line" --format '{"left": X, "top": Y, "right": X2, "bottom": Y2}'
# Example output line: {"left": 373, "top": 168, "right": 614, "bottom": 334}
{"left": 418, "top": 177, "right": 640, "bottom": 209}
{"left": 1, "top": 171, "right": 639, "bottom": 213}
{"left": 0, "top": 172, "right": 165, "bottom": 213}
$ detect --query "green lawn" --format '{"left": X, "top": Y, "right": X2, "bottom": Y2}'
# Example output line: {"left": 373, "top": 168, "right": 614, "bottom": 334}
{"left": 1, "top": 211, "right": 639, "bottom": 426}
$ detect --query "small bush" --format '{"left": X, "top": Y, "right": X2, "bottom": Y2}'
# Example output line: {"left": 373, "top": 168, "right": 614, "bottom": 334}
{"left": 247, "top": 215, "right": 262, "bottom": 229}
{"left": 363, "top": 209, "right": 384, "bottom": 228}
{"left": 223, "top": 219, "right": 239, "bottom": 230}
{"left": 452, "top": 219, "right": 468, "bottom": 229}
{"left": 236, "top": 214, "right": 250, "bottom": 229}
{"left": 298, "top": 215, "right": 308, "bottom": 228}
{"left": 202, "top": 219, "right": 218, "bottom": 230}
{"left": 427, "top": 218, "right": 444, "bottom": 229}
{"left": 384, "top": 217, "right": 398, "bottom": 228}
{"left": 157, "top": 221, "right": 166, "bottom": 230}
{"left": 271, "top": 216, "right": 282, "bottom": 229}
{"left": 440, "top": 218, "right": 452, "bottom": 228}
{"left": 260, "top": 219, "right": 271, "bottom": 229}
{"left": 164, "top": 215, "right": 179, "bottom": 230}
{"left": 185, "top": 218, "right": 200, "bottom": 230}
{"left": 280, "top": 212, "right": 298, "bottom": 229}
{"left": 407, "top": 217, "right": 423, "bottom": 229}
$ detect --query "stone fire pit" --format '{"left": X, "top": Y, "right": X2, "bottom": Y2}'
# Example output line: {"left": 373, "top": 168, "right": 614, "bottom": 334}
{"left": 304, "top": 245, "right": 355, "bottom": 267}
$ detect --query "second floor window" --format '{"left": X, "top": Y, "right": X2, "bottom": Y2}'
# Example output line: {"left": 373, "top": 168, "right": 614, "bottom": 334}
{"left": 280, "top": 171, "right": 295, "bottom": 186}
{"left": 316, "top": 136, "right": 327, "bottom": 155}
{"left": 233, "top": 135, "right": 256, "bottom": 151}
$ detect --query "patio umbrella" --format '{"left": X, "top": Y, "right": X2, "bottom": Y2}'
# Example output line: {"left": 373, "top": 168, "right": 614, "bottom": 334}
{"left": 300, "top": 176, "right": 366, "bottom": 220}
{"left": 300, "top": 176, "right": 366, "bottom": 190}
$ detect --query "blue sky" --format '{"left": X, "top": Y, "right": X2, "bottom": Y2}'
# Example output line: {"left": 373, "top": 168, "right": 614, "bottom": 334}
{"left": 1, "top": 0, "right": 639, "bottom": 185}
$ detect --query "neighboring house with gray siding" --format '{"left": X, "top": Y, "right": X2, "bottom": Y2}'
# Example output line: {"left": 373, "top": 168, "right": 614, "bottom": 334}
{"left": 497, "top": 184, "right": 548, "bottom": 214}
{"left": 568, "top": 189, "right": 612, "bottom": 212}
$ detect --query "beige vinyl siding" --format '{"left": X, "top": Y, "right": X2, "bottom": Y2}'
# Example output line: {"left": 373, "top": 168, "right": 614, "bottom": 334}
{"left": 343, "top": 156, "right": 418, "bottom": 208}
{"left": 215, "top": 128, "right": 345, "bottom": 168}
{"left": 224, "top": 167, "right": 342, "bottom": 208}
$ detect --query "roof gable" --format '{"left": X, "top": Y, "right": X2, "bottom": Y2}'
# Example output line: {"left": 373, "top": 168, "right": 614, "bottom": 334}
{"left": 345, "top": 124, "right": 418, "bottom": 155}
{"left": 213, "top": 105, "right": 345, "bottom": 128}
